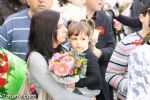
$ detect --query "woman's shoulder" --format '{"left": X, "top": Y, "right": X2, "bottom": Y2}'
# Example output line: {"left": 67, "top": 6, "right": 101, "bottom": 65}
{"left": 27, "top": 51, "right": 47, "bottom": 65}
{"left": 29, "top": 51, "right": 43, "bottom": 59}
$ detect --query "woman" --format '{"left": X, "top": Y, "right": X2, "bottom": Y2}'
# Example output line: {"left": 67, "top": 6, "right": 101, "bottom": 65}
{"left": 26, "top": 10, "right": 94, "bottom": 100}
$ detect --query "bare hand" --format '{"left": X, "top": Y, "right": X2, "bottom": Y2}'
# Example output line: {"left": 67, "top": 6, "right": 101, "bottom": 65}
{"left": 67, "top": 83, "right": 75, "bottom": 89}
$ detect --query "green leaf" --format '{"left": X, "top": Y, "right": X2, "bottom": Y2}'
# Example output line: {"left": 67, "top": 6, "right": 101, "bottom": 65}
{"left": 5, "top": 66, "right": 26, "bottom": 94}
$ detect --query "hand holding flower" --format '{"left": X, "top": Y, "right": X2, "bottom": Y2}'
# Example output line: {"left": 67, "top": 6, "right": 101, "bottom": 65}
{"left": 48, "top": 50, "right": 87, "bottom": 84}
{"left": 67, "top": 83, "right": 75, "bottom": 89}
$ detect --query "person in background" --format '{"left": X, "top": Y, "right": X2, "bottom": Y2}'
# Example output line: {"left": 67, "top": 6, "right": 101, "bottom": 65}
{"left": 105, "top": 3, "right": 150, "bottom": 99}
{"left": 85, "top": 0, "right": 116, "bottom": 100}
{"left": 57, "top": 0, "right": 86, "bottom": 26}
{"left": 102, "top": 1, "right": 125, "bottom": 41}
{"left": 0, "top": 0, "right": 27, "bottom": 25}
{"left": 27, "top": 9, "right": 95, "bottom": 100}
{"left": 67, "top": 19, "right": 102, "bottom": 99}
{"left": 113, "top": 0, "right": 150, "bottom": 32}
{"left": 0, "top": 0, "right": 53, "bottom": 59}
{"left": 127, "top": 33, "right": 150, "bottom": 100}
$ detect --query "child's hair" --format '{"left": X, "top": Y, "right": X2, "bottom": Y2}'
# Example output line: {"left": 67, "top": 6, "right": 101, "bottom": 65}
{"left": 67, "top": 19, "right": 95, "bottom": 38}
{"left": 139, "top": 3, "right": 150, "bottom": 16}
{"left": 140, "top": 3, "right": 150, "bottom": 27}
{"left": 58, "top": 0, "right": 69, "bottom": 6}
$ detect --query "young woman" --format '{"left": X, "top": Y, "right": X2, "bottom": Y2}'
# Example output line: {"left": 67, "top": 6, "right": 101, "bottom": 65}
{"left": 26, "top": 10, "right": 95, "bottom": 100}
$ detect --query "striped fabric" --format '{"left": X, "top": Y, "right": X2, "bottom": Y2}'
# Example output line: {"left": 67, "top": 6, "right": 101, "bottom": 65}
{"left": 105, "top": 32, "right": 143, "bottom": 99}
{"left": 0, "top": 9, "right": 30, "bottom": 59}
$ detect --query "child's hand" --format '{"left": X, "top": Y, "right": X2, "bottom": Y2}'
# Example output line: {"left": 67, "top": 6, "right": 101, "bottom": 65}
{"left": 67, "top": 83, "right": 75, "bottom": 89}
{"left": 89, "top": 29, "right": 99, "bottom": 49}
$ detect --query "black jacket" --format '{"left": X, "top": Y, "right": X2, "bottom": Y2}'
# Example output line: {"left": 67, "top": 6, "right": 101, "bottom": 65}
{"left": 116, "top": 15, "right": 142, "bottom": 30}
{"left": 0, "top": 0, "right": 27, "bottom": 25}
{"left": 92, "top": 11, "right": 116, "bottom": 100}
{"left": 75, "top": 49, "right": 102, "bottom": 90}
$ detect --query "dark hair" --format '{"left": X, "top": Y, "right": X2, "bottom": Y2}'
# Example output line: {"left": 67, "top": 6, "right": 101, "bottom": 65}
{"left": 58, "top": 0, "right": 69, "bottom": 6}
{"left": 139, "top": 3, "right": 150, "bottom": 16}
{"left": 67, "top": 19, "right": 95, "bottom": 38}
{"left": 8, "top": 0, "right": 22, "bottom": 6}
{"left": 140, "top": 0, "right": 150, "bottom": 5}
{"left": 26, "top": 10, "right": 60, "bottom": 61}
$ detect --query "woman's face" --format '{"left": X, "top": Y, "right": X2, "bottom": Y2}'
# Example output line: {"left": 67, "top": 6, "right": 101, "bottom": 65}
{"left": 56, "top": 19, "right": 68, "bottom": 45}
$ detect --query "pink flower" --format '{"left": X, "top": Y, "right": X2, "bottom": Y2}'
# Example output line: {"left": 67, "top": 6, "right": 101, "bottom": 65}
{"left": 49, "top": 60, "right": 61, "bottom": 71}
{"left": 76, "top": 64, "right": 81, "bottom": 68}
{"left": 69, "top": 70, "right": 74, "bottom": 75}
{"left": 54, "top": 63, "right": 70, "bottom": 76}
{"left": 61, "top": 56, "right": 75, "bottom": 68}
{"left": 62, "top": 52, "right": 70, "bottom": 56}
{"left": 52, "top": 53, "right": 61, "bottom": 60}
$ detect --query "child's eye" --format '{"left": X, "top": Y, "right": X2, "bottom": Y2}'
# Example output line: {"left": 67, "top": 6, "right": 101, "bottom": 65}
{"left": 71, "top": 38, "right": 77, "bottom": 40}
{"left": 81, "top": 38, "right": 86, "bottom": 40}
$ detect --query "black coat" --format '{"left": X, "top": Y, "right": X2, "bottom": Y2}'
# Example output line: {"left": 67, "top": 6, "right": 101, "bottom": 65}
{"left": 75, "top": 49, "right": 102, "bottom": 91}
{"left": 0, "top": 0, "right": 27, "bottom": 25}
{"left": 92, "top": 11, "right": 116, "bottom": 100}
{"left": 116, "top": 15, "right": 141, "bottom": 29}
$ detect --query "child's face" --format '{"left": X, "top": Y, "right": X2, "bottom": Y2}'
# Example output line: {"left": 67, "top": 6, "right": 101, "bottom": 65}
{"left": 140, "top": 13, "right": 150, "bottom": 33}
{"left": 69, "top": 32, "right": 89, "bottom": 52}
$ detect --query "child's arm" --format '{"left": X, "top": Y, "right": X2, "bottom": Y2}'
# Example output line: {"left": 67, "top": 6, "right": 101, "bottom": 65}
{"left": 75, "top": 51, "right": 102, "bottom": 89}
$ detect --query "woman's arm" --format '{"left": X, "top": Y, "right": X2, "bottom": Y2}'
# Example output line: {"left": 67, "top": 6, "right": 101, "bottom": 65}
{"left": 115, "top": 15, "right": 142, "bottom": 28}
{"left": 28, "top": 51, "right": 91, "bottom": 100}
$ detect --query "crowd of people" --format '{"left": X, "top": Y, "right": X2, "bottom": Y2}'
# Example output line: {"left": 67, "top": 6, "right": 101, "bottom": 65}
{"left": 0, "top": 0, "right": 150, "bottom": 100}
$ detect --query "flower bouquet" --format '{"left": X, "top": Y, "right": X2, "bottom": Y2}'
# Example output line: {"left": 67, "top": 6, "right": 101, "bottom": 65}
{"left": 0, "top": 52, "right": 8, "bottom": 88}
{"left": 0, "top": 47, "right": 27, "bottom": 100}
{"left": 48, "top": 50, "right": 87, "bottom": 85}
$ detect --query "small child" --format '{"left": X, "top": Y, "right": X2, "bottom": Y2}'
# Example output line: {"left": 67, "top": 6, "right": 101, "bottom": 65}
{"left": 67, "top": 19, "right": 102, "bottom": 97}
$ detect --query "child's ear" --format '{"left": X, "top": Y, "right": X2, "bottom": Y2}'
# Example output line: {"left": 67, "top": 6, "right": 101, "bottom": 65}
{"left": 139, "top": 14, "right": 144, "bottom": 23}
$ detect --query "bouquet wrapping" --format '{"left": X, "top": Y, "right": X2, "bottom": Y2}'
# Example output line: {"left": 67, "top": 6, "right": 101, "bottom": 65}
{"left": 0, "top": 47, "right": 27, "bottom": 100}
{"left": 48, "top": 50, "right": 101, "bottom": 97}
{"left": 48, "top": 50, "right": 87, "bottom": 84}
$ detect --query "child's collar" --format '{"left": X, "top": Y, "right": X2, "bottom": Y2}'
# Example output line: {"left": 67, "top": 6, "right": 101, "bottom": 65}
{"left": 71, "top": 47, "right": 88, "bottom": 54}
